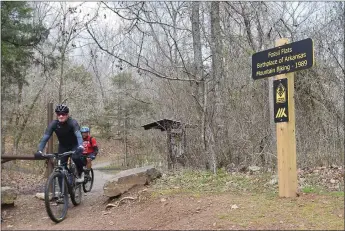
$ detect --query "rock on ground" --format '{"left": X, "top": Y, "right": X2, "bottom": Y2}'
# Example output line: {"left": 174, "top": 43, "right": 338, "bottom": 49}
{"left": 35, "top": 192, "right": 45, "bottom": 200}
{"left": 1, "top": 187, "right": 18, "bottom": 205}
{"left": 103, "top": 165, "right": 161, "bottom": 197}
{"left": 249, "top": 166, "right": 261, "bottom": 172}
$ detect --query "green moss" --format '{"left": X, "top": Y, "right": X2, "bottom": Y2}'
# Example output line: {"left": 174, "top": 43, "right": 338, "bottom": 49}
{"left": 302, "top": 185, "right": 318, "bottom": 193}
{"left": 327, "top": 191, "right": 344, "bottom": 197}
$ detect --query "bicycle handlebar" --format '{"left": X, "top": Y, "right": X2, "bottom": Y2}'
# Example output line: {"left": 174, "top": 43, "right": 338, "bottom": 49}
{"left": 42, "top": 150, "right": 76, "bottom": 159}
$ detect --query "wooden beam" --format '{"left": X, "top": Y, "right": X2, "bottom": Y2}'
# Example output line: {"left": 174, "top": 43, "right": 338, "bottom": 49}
{"left": 1, "top": 155, "right": 46, "bottom": 164}
{"left": 275, "top": 38, "right": 298, "bottom": 198}
{"left": 166, "top": 127, "right": 173, "bottom": 170}
{"left": 1, "top": 155, "right": 44, "bottom": 160}
{"left": 46, "top": 102, "right": 54, "bottom": 178}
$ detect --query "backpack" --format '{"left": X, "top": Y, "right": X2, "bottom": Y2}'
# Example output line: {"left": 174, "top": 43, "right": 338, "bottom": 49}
{"left": 89, "top": 136, "right": 95, "bottom": 147}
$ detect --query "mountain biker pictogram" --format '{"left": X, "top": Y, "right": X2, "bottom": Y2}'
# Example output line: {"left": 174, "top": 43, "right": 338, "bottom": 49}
{"left": 276, "top": 83, "right": 286, "bottom": 104}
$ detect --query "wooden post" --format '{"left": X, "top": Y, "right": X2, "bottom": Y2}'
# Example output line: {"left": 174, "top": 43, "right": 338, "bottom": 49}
{"left": 275, "top": 38, "right": 298, "bottom": 198}
{"left": 46, "top": 102, "right": 54, "bottom": 178}
{"left": 124, "top": 111, "right": 128, "bottom": 167}
{"left": 166, "top": 127, "right": 173, "bottom": 170}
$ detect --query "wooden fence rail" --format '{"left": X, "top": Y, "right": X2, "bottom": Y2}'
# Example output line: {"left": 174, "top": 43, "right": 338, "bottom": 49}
{"left": 1, "top": 155, "right": 45, "bottom": 164}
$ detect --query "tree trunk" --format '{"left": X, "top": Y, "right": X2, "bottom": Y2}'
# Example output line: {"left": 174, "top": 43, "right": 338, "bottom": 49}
{"left": 171, "top": 2, "right": 178, "bottom": 64}
{"left": 58, "top": 3, "right": 67, "bottom": 103}
{"left": 255, "top": 4, "right": 276, "bottom": 167}
{"left": 191, "top": 1, "right": 207, "bottom": 168}
{"left": 14, "top": 77, "right": 49, "bottom": 152}
{"left": 13, "top": 80, "right": 24, "bottom": 154}
{"left": 1, "top": 93, "right": 6, "bottom": 155}
{"left": 241, "top": 3, "right": 256, "bottom": 51}
{"left": 209, "top": 1, "right": 223, "bottom": 174}
{"left": 123, "top": 104, "right": 128, "bottom": 167}
{"left": 91, "top": 50, "right": 107, "bottom": 106}
{"left": 124, "top": 115, "right": 128, "bottom": 167}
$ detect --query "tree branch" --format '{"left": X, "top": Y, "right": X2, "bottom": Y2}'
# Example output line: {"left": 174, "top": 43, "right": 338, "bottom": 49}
{"left": 101, "top": 2, "right": 191, "bottom": 32}
{"left": 85, "top": 23, "right": 200, "bottom": 83}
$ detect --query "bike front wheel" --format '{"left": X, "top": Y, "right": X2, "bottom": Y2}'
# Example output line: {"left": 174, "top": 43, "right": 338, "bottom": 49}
{"left": 83, "top": 168, "right": 94, "bottom": 192}
{"left": 44, "top": 171, "right": 69, "bottom": 223}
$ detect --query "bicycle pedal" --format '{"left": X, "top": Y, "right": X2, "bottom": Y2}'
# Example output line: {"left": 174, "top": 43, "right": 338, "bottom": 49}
{"left": 50, "top": 196, "right": 58, "bottom": 201}
{"left": 56, "top": 198, "right": 65, "bottom": 204}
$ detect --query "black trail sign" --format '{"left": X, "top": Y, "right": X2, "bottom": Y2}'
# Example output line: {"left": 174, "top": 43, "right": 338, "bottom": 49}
{"left": 273, "top": 78, "right": 289, "bottom": 123}
{"left": 252, "top": 38, "right": 314, "bottom": 80}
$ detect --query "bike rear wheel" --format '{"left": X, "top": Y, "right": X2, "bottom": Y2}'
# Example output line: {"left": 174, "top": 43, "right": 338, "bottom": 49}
{"left": 70, "top": 164, "right": 82, "bottom": 206}
{"left": 71, "top": 183, "right": 82, "bottom": 205}
{"left": 83, "top": 168, "right": 94, "bottom": 192}
{"left": 44, "top": 171, "right": 69, "bottom": 223}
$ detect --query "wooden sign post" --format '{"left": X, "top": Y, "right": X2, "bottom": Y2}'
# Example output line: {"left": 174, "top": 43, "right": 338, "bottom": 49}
{"left": 274, "top": 39, "right": 297, "bottom": 197}
{"left": 252, "top": 38, "right": 314, "bottom": 197}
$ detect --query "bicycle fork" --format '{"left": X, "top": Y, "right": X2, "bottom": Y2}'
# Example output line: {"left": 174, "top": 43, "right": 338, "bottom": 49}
{"left": 54, "top": 171, "right": 67, "bottom": 200}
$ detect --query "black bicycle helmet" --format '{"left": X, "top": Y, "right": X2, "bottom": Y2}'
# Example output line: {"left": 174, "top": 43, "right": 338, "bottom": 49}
{"left": 55, "top": 104, "right": 69, "bottom": 113}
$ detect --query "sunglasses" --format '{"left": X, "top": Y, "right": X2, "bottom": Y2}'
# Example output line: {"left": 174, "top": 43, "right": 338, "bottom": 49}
{"left": 56, "top": 113, "right": 68, "bottom": 116}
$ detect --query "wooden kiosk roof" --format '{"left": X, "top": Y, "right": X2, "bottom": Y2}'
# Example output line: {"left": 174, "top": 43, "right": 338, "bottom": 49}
{"left": 142, "top": 119, "right": 182, "bottom": 131}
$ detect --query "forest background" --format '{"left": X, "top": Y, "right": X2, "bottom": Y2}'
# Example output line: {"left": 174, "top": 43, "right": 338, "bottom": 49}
{"left": 1, "top": 1, "right": 344, "bottom": 173}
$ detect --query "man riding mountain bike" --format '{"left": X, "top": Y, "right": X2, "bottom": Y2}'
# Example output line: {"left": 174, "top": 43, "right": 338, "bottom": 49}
{"left": 35, "top": 104, "right": 85, "bottom": 182}
{"left": 80, "top": 126, "right": 98, "bottom": 173}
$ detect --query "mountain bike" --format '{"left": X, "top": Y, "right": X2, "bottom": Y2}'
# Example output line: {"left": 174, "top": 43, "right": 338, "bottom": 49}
{"left": 42, "top": 151, "right": 82, "bottom": 223}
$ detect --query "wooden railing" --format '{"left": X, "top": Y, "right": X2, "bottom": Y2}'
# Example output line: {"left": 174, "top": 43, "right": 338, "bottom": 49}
{"left": 1, "top": 154, "right": 45, "bottom": 164}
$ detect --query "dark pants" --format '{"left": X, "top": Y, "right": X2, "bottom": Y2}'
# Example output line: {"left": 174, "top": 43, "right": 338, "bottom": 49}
{"left": 58, "top": 145, "right": 84, "bottom": 176}
{"left": 80, "top": 154, "right": 95, "bottom": 166}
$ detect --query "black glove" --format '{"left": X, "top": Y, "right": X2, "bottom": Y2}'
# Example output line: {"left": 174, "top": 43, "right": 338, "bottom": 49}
{"left": 34, "top": 151, "right": 44, "bottom": 159}
{"left": 88, "top": 154, "right": 96, "bottom": 160}
{"left": 73, "top": 145, "right": 84, "bottom": 157}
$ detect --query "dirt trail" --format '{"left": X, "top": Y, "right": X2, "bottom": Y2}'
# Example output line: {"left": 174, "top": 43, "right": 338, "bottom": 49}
{"left": 1, "top": 162, "right": 121, "bottom": 230}
{"left": 87, "top": 164, "right": 115, "bottom": 194}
